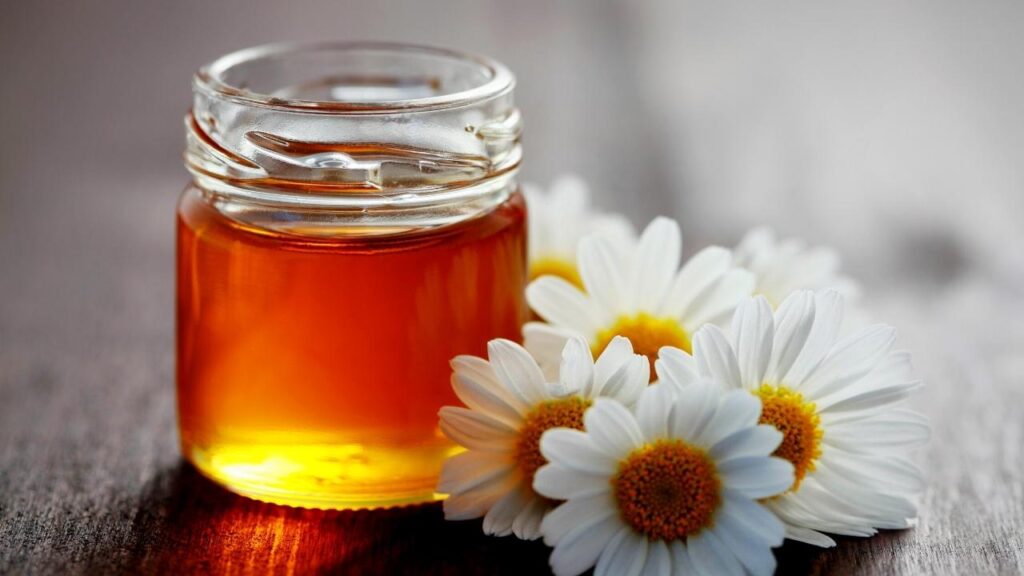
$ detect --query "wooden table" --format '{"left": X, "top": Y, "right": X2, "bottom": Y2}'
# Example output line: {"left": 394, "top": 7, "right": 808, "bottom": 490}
{"left": 1, "top": 174, "right": 1022, "bottom": 574}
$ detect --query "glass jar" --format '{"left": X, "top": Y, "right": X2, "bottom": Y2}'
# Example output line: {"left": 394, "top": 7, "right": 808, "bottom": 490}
{"left": 176, "top": 42, "right": 527, "bottom": 509}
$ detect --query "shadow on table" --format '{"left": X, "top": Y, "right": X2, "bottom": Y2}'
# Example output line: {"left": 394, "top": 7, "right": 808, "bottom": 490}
{"left": 126, "top": 461, "right": 550, "bottom": 575}
{"left": 126, "top": 461, "right": 909, "bottom": 575}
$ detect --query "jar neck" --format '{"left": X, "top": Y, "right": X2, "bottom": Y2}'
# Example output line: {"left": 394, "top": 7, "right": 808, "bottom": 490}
{"left": 184, "top": 42, "right": 521, "bottom": 229}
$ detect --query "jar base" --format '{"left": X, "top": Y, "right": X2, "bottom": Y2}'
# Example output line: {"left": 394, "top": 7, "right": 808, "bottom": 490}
{"left": 182, "top": 438, "right": 457, "bottom": 510}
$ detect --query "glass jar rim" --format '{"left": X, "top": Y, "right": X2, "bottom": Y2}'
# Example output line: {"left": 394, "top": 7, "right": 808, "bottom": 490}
{"left": 194, "top": 41, "right": 516, "bottom": 114}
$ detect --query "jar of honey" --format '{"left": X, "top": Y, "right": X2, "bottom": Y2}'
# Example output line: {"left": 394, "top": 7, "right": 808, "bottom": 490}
{"left": 177, "top": 43, "right": 527, "bottom": 509}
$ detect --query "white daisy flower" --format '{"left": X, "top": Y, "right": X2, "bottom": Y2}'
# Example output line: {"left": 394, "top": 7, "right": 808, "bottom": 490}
{"left": 437, "top": 335, "right": 649, "bottom": 540}
{"left": 734, "top": 226, "right": 860, "bottom": 309}
{"left": 526, "top": 216, "right": 755, "bottom": 381}
{"left": 658, "top": 290, "right": 929, "bottom": 547}
{"left": 534, "top": 381, "right": 793, "bottom": 576}
{"left": 524, "top": 174, "right": 636, "bottom": 289}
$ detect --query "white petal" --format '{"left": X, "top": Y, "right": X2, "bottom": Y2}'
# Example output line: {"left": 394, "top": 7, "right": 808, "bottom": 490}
{"left": 539, "top": 492, "right": 616, "bottom": 544}
{"left": 483, "top": 485, "right": 532, "bottom": 537}
{"left": 451, "top": 370, "right": 525, "bottom": 427}
{"left": 511, "top": 494, "right": 548, "bottom": 540}
{"left": 578, "top": 234, "right": 628, "bottom": 317}
{"left": 655, "top": 346, "right": 701, "bottom": 389}
{"left": 438, "top": 406, "right": 518, "bottom": 451}
{"left": 594, "top": 353, "right": 649, "bottom": 407}
{"left": 629, "top": 216, "right": 681, "bottom": 312}
{"left": 693, "top": 325, "right": 743, "bottom": 390}
{"left": 527, "top": 276, "right": 603, "bottom": 335}
{"left": 645, "top": 540, "right": 672, "bottom": 576}
{"left": 663, "top": 246, "right": 731, "bottom": 318}
{"left": 696, "top": 389, "right": 763, "bottom": 447}
{"left": 524, "top": 322, "right": 574, "bottom": 381}
{"left": 533, "top": 463, "right": 611, "bottom": 500}
{"left": 670, "top": 541, "right": 696, "bottom": 576}
{"left": 720, "top": 490, "right": 786, "bottom": 546}
{"left": 634, "top": 383, "right": 674, "bottom": 441}
{"left": 785, "top": 525, "right": 837, "bottom": 547}
{"left": 683, "top": 268, "right": 756, "bottom": 328}
{"left": 584, "top": 398, "right": 645, "bottom": 457}
{"left": 668, "top": 379, "right": 719, "bottom": 441}
{"left": 549, "top": 515, "right": 622, "bottom": 576}
{"left": 594, "top": 336, "right": 636, "bottom": 386}
{"left": 710, "top": 424, "right": 783, "bottom": 462}
{"left": 443, "top": 473, "right": 520, "bottom": 520}
{"left": 719, "top": 457, "right": 795, "bottom": 499}
{"left": 487, "top": 339, "right": 548, "bottom": 405}
{"left": 824, "top": 410, "right": 931, "bottom": 452}
{"left": 802, "top": 324, "right": 897, "bottom": 399}
{"left": 783, "top": 290, "right": 844, "bottom": 386}
{"left": 815, "top": 379, "right": 921, "bottom": 413}
{"left": 687, "top": 530, "right": 743, "bottom": 576}
{"left": 765, "top": 290, "right": 816, "bottom": 384}
{"left": 559, "top": 336, "right": 595, "bottom": 396}
{"left": 713, "top": 515, "right": 778, "bottom": 576}
{"left": 595, "top": 528, "right": 647, "bottom": 576}
{"left": 730, "top": 296, "right": 775, "bottom": 389}
{"left": 540, "top": 428, "right": 619, "bottom": 475}
{"left": 437, "top": 449, "right": 515, "bottom": 495}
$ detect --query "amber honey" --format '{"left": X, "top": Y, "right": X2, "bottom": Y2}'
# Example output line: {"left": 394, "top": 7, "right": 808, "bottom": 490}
{"left": 176, "top": 187, "right": 527, "bottom": 508}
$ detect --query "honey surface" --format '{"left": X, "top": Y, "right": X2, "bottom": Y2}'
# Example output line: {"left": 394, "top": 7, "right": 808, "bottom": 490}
{"left": 176, "top": 188, "right": 527, "bottom": 508}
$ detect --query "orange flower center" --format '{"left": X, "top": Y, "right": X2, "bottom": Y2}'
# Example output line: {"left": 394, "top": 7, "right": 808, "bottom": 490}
{"left": 612, "top": 439, "right": 721, "bottom": 541}
{"left": 755, "top": 384, "right": 823, "bottom": 491}
{"left": 529, "top": 256, "right": 583, "bottom": 290}
{"left": 592, "top": 313, "right": 691, "bottom": 381}
{"left": 515, "top": 397, "right": 592, "bottom": 484}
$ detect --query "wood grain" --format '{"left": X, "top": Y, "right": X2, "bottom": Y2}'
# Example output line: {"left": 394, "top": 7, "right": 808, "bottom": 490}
{"left": 1, "top": 174, "right": 1023, "bottom": 575}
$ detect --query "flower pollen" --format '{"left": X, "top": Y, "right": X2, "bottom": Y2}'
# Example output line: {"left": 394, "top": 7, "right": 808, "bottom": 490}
{"left": 755, "top": 384, "right": 823, "bottom": 490}
{"left": 515, "top": 397, "right": 592, "bottom": 484}
{"left": 612, "top": 439, "right": 721, "bottom": 541}
{"left": 530, "top": 256, "right": 583, "bottom": 289}
{"left": 593, "top": 313, "right": 691, "bottom": 380}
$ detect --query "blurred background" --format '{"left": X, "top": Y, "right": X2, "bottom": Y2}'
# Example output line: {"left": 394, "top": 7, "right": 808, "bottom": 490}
{"left": 2, "top": 2, "right": 1023, "bottom": 572}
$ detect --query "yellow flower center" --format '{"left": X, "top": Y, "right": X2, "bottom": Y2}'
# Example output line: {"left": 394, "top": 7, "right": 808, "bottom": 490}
{"left": 515, "top": 397, "right": 592, "bottom": 484}
{"left": 613, "top": 440, "right": 721, "bottom": 541}
{"left": 755, "top": 384, "right": 823, "bottom": 491}
{"left": 530, "top": 256, "right": 583, "bottom": 290}
{"left": 592, "top": 313, "right": 691, "bottom": 381}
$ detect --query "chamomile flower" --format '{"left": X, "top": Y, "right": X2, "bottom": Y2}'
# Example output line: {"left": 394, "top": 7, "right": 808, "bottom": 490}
{"left": 658, "top": 290, "right": 929, "bottom": 547}
{"left": 734, "top": 226, "right": 860, "bottom": 309}
{"left": 525, "top": 174, "right": 636, "bottom": 289}
{"left": 526, "top": 216, "right": 755, "bottom": 380}
{"left": 437, "top": 336, "right": 648, "bottom": 540}
{"left": 534, "top": 381, "right": 793, "bottom": 576}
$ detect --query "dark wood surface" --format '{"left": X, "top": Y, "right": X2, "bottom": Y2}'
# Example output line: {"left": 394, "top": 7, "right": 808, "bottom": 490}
{"left": 1, "top": 172, "right": 1023, "bottom": 575}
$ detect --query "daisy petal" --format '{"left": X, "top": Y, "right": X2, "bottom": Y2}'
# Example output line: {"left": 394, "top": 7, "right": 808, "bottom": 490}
{"left": 593, "top": 336, "right": 635, "bottom": 388}
{"left": 483, "top": 485, "right": 532, "bottom": 537}
{"left": 549, "top": 515, "right": 621, "bottom": 576}
{"left": 719, "top": 457, "right": 794, "bottom": 499}
{"left": 783, "top": 290, "right": 844, "bottom": 386}
{"left": 730, "top": 296, "right": 775, "bottom": 389}
{"left": 714, "top": 513, "right": 779, "bottom": 576}
{"left": 663, "top": 246, "right": 731, "bottom": 319}
{"left": 629, "top": 216, "right": 681, "bottom": 312}
{"left": 578, "top": 234, "right": 627, "bottom": 317}
{"left": 527, "top": 276, "right": 602, "bottom": 335}
{"left": 634, "top": 383, "right": 674, "bottom": 441}
{"left": 487, "top": 339, "right": 548, "bottom": 405}
{"left": 710, "top": 424, "right": 783, "bottom": 462}
{"left": 539, "top": 492, "right": 616, "bottom": 544}
{"left": 687, "top": 530, "right": 743, "bottom": 576}
{"left": 693, "top": 325, "right": 743, "bottom": 390}
{"left": 533, "top": 463, "right": 610, "bottom": 500}
{"left": 558, "top": 336, "right": 594, "bottom": 396}
{"left": 437, "top": 449, "right": 515, "bottom": 495}
{"left": 438, "top": 406, "right": 518, "bottom": 451}
{"left": 595, "top": 528, "right": 647, "bottom": 576}
{"left": 645, "top": 540, "right": 672, "bottom": 576}
{"left": 451, "top": 371, "right": 524, "bottom": 427}
{"left": 584, "top": 398, "right": 645, "bottom": 457}
{"left": 524, "top": 322, "right": 573, "bottom": 381}
{"left": 696, "top": 389, "right": 763, "bottom": 446}
{"left": 540, "top": 428, "right": 618, "bottom": 475}
{"left": 785, "top": 525, "right": 837, "bottom": 547}
{"left": 802, "top": 324, "right": 897, "bottom": 399}
{"left": 765, "top": 290, "right": 816, "bottom": 384}
{"left": 655, "top": 345, "right": 700, "bottom": 389}
{"left": 684, "top": 268, "right": 756, "bottom": 328}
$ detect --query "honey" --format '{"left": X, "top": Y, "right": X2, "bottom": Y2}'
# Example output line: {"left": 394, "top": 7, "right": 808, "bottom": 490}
{"left": 177, "top": 187, "right": 526, "bottom": 508}
{"left": 177, "top": 42, "right": 526, "bottom": 508}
